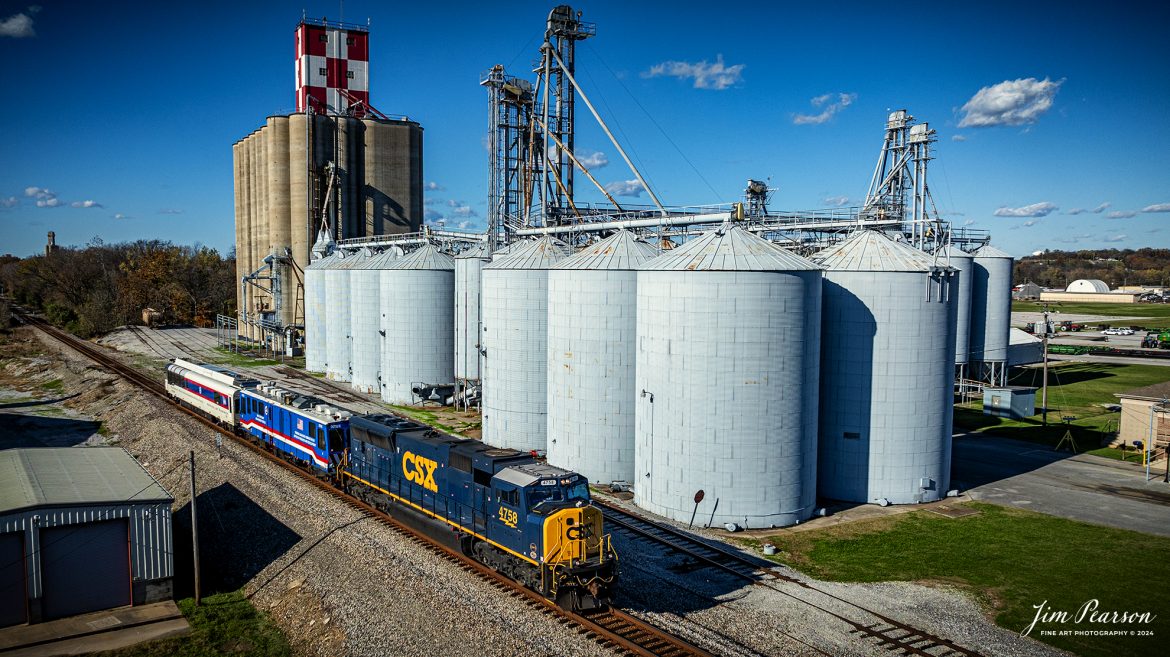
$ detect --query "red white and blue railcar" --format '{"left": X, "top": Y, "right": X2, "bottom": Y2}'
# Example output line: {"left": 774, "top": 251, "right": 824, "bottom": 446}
{"left": 164, "top": 358, "right": 255, "bottom": 425}
{"left": 237, "top": 382, "right": 350, "bottom": 474}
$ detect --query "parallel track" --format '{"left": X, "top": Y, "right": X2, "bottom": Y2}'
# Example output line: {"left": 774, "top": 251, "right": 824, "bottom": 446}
{"left": 16, "top": 312, "right": 715, "bottom": 657}
{"left": 599, "top": 501, "right": 986, "bottom": 657}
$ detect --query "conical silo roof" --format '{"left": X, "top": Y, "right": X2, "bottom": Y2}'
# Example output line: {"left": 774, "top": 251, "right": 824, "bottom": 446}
{"left": 366, "top": 246, "right": 404, "bottom": 268}
{"left": 639, "top": 224, "right": 820, "bottom": 271}
{"left": 937, "top": 244, "right": 973, "bottom": 260}
{"left": 811, "top": 230, "right": 940, "bottom": 272}
{"left": 306, "top": 252, "right": 336, "bottom": 270}
{"left": 554, "top": 230, "right": 659, "bottom": 270}
{"left": 484, "top": 236, "right": 569, "bottom": 270}
{"left": 386, "top": 244, "right": 455, "bottom": 270}
{"left": 336, "top": 248, "right": 372, "bottom": 270}
{"left": 455, "top": 242, "right": 492, "bottom": 259}
{"left": 973, "top": 244, "right": 1013, "bottom": 258}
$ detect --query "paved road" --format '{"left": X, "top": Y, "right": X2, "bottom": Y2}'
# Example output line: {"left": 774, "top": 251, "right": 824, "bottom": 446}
{"left": 953, "top": 432, "right": 1170, "bottom": 536}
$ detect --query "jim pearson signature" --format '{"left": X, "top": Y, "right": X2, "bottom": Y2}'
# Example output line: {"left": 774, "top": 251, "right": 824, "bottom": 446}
{"left": 1023, "top": 599, "right": 1157, "bottom": 637}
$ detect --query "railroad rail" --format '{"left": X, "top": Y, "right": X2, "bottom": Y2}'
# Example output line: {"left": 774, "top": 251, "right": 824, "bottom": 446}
{"left": 598, "top": 501, "right": 987, "bottom": 657}
{"left": 14, "top": 310, "right": 716, "bottom": 657}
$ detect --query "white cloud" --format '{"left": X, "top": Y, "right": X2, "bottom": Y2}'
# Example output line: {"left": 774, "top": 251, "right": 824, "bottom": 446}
{"left": 604, "top": 179, "right": 645, "bottom": 197}
{"left": 1107, "top": 210, "right": 1137, "bottom": 219}
{"left": 952, "top": 134, "right": 967, "bottom": 142}
{"left": 25, "top": 186, "right": 53, "bottom": 200}
{"left": 70, "top": 200, "right": 102, "bottom": 208}
{"left": 958, "top": 77, "right": 1063, "bottom": 128}
{"left": 0, "top": 196, "right": 18, "bottom": 208}
{"left": 158, "top": 208, "right": 183, "bottom": 215}
{"left": 642, "top": 54, "right": 744, "bottom": 90}
{"left": 0, "top": 11, "right": 35, "bottom": 38}
{"left": 35, "top": 198, "right": 61, "bottom": 207}
{"left": 963, "top": 219, "right": 976, "bottom": 227}
{"left": 823, "top": 195, "right": 850, "bottom": 207}
{"left": 578, "top": 151, "right": 608, "bottom": 169}
{"left": 425, "top": 181, "right": 444, "bottom": 191}
{"left": 113, "top": 213, "right": 130, "bottom": 220}
{"left": 423, "top": 197, "right": 437, "bottom": 206}
{"left": 993, "top": 202, "right": 1057, "bottom": 217}
{"left": 424, "top": 209, "right": 443, "bottom": 222}
{"left": 1022, "top": 220, "right": 1039, "bottom": 227}
{"left": 451, "top": 204, "right": 477, "bottom": 218}
{"left": 1142, "top": 203, "right": 1170, "bottom": 213}
{"left": 793, "top": 92, "right": 857, "bottom": 125}
{"left": 1065, "top": 202, "right": 1109, "bottom": 215}
{"left": 1103, "top": 234, "right": 1127, "bottom": 243}
{"left": 457, "top": 221, "right": 471, "bottom": 230}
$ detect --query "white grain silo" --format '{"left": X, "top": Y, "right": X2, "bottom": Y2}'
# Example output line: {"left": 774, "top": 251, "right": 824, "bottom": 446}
{"left": 350, "top": 247, "right": 401, "bottom": 394}
{"left": 303, "top": 252, "right": 334, "bottom": 373}
{"left": 547, "top": 231, "right": 658, "bottom": 486}
{"left": 939, "top": 245, "right": 974, "bottom": 378}
{"left": 323, "top": 250, "right": 356, "bottom": 381}
{"left": 813, "top": 230, "right": 957, "bottom": 505}
{"left": 481, "top": 237, "right": 568, "bottom": 452}
{"left": 379, "top": 245, "right": 455, "bottom": 404}
{"left": 970, "top": 245, "right": 1014, "bottom": 386}
{"left": 634, "top": 225, "right": 822, "bottom": 528}
{"left": 455, "top": 243, "right": 491, "bottom": 392}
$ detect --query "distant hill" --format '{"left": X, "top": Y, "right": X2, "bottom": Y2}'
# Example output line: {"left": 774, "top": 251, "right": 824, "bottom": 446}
{"left": 1014, "top": 248, "right": 1170, "bottom": 290}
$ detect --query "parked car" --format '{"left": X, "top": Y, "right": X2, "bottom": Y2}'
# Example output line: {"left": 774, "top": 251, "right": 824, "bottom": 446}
{"left": 1104, "top": 328, "right": 1135, "bottom": 335}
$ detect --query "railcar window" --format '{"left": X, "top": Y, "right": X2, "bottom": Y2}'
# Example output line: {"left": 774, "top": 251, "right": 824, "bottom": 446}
{"left": 473, "top": 469, "right": 492, "bottom": 487}
{"left": 450, "top": 453, "right": 472, "bottom": 473}
{"left": 316, "top": 429, "right": 326, "bottom": 451}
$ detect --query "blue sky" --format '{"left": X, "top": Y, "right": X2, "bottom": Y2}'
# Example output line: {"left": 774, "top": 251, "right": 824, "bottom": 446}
{"left": 1, "top": 0, "right": 1168, "bottom": 259}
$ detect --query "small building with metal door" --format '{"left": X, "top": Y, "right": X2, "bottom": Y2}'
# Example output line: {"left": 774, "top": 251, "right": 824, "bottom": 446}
{"left": 0, "top": 448, "right": 173, "bottom": 627}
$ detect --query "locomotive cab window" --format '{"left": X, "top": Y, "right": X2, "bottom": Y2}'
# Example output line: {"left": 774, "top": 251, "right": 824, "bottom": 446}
{"left": 495, "top": 488, "right": 519, "bottom": 506}
{"left": 328, "top": 426, "right": 345, "bottom": 452}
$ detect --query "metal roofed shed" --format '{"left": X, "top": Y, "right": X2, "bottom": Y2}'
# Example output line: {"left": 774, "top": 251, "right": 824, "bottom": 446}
{"left": 1066, "top": 279, "right": 1110, "bottom": 293}
{"left": 380, "top": 244, "right": 455, "bottom": 404}
{"left": 634, "top": 225, "right": 823, "bottom": 528}
{"left": 983, "top": 386, "right": 1036, "bottom": 420}
{"left": 481, "top": 237, "right": 569, "bottom": 453}
{"left": 0, "top": 448, "right": 174, "bottom": 627}
{"left": 546, "top": 231, "right": 658, "bottom": 486}
{"left": 813, "top": 230, "right": 957, "bottom": 506}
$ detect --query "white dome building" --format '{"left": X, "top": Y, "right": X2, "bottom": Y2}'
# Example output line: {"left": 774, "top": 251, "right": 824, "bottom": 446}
{"left": 1066, "top": 279, "right": 1110, "bottom": 293}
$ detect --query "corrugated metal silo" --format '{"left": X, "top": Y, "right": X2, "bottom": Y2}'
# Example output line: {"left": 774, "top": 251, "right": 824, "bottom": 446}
{"left": 351, "top": 247, "right": 401, "bottom": 393}
{"left": 634, "top": 226, "right": 822, "bottom": 528}
{"left": 454, "top": 243, "right": 491, "bottom": 384}
{"left": 970, "top": 245, "right": 1014, "bottom": 383}
{"left": 939, "top": 245, "right": 974, "bottom": 368}
{"left": 303, "top": 252, "right": 335, "bottom": 373}
{"left": 481, "top": 237, "right": 568, "bottom": 452}
{"left": 813, "top": 230, "right": 957, "bottom": 505}
{"left": 548, "top": 231, "right": 657, "bottom": 486}
{"left": 323, "top": 250, "right": 358, "bottom": 381}
{"left": 379, "top": 245, "right": 455, "bottom": 404}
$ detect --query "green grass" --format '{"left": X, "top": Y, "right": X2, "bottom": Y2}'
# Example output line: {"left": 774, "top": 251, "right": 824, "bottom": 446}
{"left": 389, "top": 404, "right": 462, "bottom": 435}
{"left": 40, "top": 378, "right": 64, "bottom": 392}
{"left": 955, "top": 362, "right": 1170, "bottom": 449}
{"left": 748, "top": 503, "right": 1168, "bottom": 657}
{"left": 96, "top": 591, "right": 291, "bottom": 657}
{"left": 1084, "top": 446, "right": 1150, "bottom": 462}
{"left": 210, "top": 347, "right": 280, "bottom": 368}
{"left": 1013, "top": 300, "right": 1170, "bottom": 329}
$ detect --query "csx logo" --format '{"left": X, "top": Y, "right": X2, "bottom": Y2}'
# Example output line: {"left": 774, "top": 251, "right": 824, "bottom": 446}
{"left": 402, "top": 451, "right": 438, "bottom": 492}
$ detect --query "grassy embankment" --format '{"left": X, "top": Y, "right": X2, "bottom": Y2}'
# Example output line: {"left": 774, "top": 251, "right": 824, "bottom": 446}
{"left": 955, "top": 361, "right": 1169, "bottom": 451}
{"left": 1012, "top": 300, "right": 1170, "bottom": 330}
{"left": 746, "top": 502, "right": 1168, "bottom": 657}
{"left": 96, "top": 591, "right": 290, "bottom": 657}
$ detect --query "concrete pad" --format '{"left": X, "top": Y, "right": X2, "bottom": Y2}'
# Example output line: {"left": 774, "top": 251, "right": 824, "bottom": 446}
{"left": 0, "top": 601, "right": 185, "bottom": 653}
{"left": 3, "top": 619, "right": 190, "bottom": 656}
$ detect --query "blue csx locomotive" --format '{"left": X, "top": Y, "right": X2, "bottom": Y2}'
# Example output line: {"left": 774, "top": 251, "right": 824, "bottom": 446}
{"left": 163, "top": 360, "right": 617, "bottom": 609}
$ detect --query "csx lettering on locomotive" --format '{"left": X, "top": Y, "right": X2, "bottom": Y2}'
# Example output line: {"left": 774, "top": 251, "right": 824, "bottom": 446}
{"left": 402, "top": 451, "right": 439, "bottom": 492}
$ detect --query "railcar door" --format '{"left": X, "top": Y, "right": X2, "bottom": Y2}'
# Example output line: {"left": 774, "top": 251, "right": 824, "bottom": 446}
{"left": 490, "top": 482, "right": 524, "bottom": 556}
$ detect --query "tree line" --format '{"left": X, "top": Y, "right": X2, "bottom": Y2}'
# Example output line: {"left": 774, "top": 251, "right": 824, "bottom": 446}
{"left": 0, "top": 240, "right": 236, "bottom": 338}
{"left": 1015, "top": 248, "right": 1170, "bottom": 290}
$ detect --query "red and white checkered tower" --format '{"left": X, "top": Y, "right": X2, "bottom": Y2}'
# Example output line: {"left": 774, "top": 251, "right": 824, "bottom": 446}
{"left": 295, "top": 18, "right": 369, "bottom": 116}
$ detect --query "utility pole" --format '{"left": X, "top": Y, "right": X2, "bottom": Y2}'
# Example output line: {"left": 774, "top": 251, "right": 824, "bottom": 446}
{"left": 1041, "top": 304, "right": 1051, "bottom": 427}
{"left": 189, "top": 451, "right": 201, "bottom": 606}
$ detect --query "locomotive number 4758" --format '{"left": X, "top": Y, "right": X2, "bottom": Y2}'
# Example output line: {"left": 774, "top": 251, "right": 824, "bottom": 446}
{"left": 498, "top": 506, "right": 518, "bottom": 528}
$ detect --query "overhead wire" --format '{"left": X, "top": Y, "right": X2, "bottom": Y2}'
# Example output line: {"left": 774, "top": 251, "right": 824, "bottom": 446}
{"left": 584, "top": 41, "right": 721, "bottom": 201}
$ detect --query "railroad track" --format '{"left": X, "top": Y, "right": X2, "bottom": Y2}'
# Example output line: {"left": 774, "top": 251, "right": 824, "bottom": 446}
{"left": 16, "top": 311, "right": 714, "bottom": 657}
{"left": 599, "top": 501, "right": 987, "bottom": 657}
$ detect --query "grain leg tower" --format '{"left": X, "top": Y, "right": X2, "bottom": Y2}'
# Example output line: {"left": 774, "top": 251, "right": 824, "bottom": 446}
{"left": 233, "top": 17, "right": 422, "bottom": 349}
